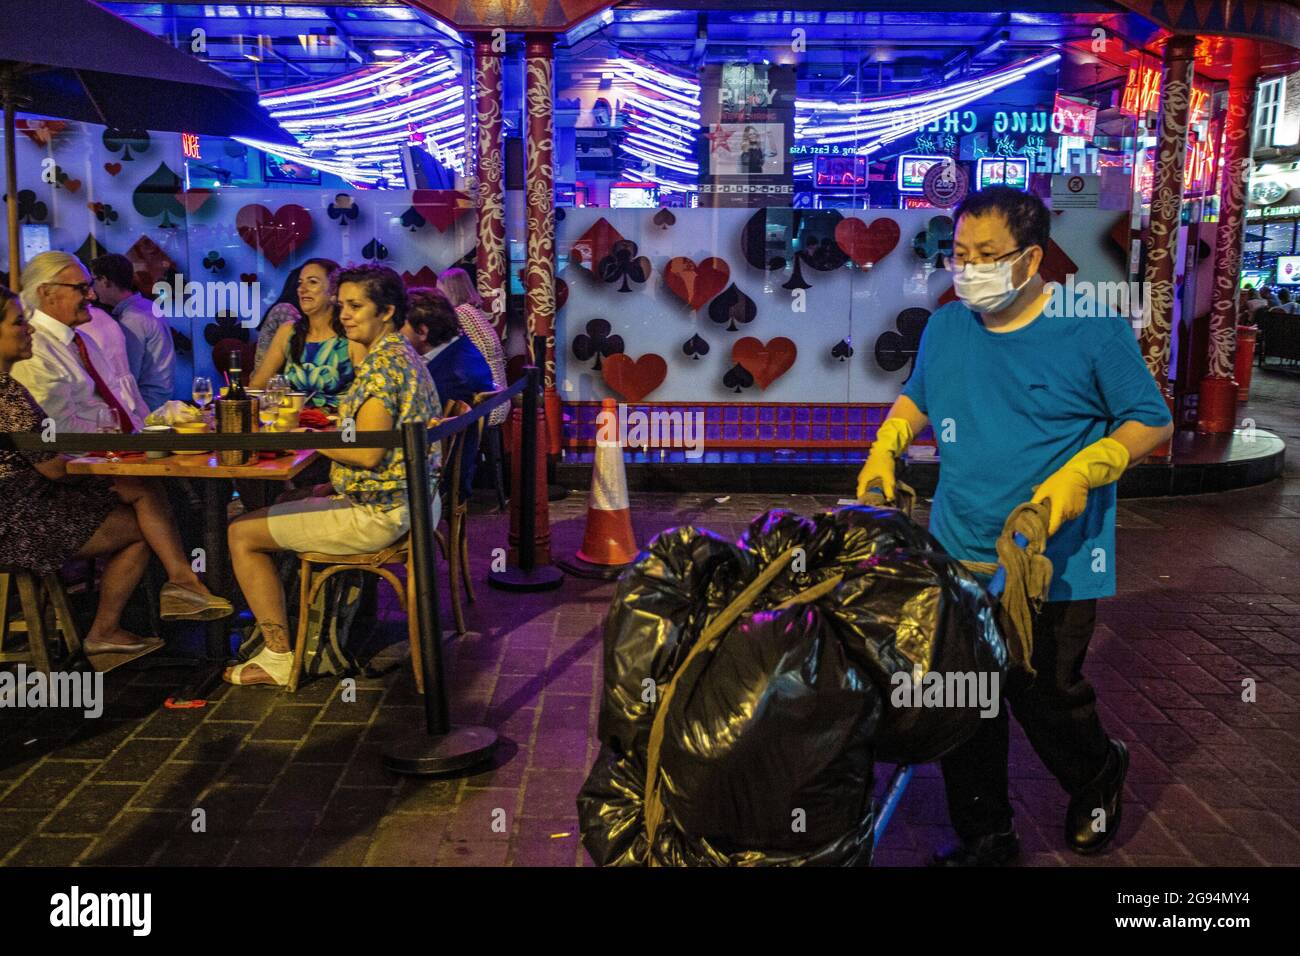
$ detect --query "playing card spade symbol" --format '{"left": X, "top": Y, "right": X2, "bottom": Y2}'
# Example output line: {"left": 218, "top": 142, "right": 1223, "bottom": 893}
{"left": 723, "top": 363, "right": 754, "bottom": 393}
{"left": 328, "top": 193, "right": 359, "bottom": 225}
{"left": 10, "top": 189, "right": 48, "bottom": 224}
{"left": 132, "top": 162, "right": 187, "bottom": 228}
{"left": 572, "top": 319, "right": 625, "bottom": 371}
{"left": 597, "top": 239, "right": 651, "bottom": 292}
{"left": 831, "top": 337, "right": 853, "bottom": 361}
{"left": 400, "top": 207, "right": 426, "bottom": 231}
{"left": 362, "top": 237, "right": 389, "bottom": 261}
{"left": 653, "top": 208, "right": 676, "bottom": 230}
{"left": 102, "top": 127, "right": 151, "bottom": 162}
{"left": 707, "top": 284, "right": 756, "bottom": 332}
{"left": 203, "top": 251, "right": 226, "bottom": 274}
{"left": 683, "top": 334, "right": 710, "bottom": 360}
{"left": 875, "top": 307, "right": 930, "bottom": 378}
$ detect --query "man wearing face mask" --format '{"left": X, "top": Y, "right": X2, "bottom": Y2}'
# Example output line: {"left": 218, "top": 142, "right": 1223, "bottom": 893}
{"left": 856, "top": 187, "right": 1173, "bottom": 865}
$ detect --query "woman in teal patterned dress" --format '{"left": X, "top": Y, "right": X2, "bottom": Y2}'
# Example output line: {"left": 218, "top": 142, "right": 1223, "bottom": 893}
{"left": 251, "top": 258, "right": 362, "bottom": 409}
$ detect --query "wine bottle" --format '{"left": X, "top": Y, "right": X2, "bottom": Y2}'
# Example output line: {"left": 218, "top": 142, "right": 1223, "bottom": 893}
{"left": 226, "top": 349, "right": 248, "bottom": 401}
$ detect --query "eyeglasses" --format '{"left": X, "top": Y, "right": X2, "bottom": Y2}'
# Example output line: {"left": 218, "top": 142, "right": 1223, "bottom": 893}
{"left": 46, "top": 282, "right": 93, "bottom": 296}
{"left": 942, "top": 247, "right": 1028, "bottom": 273}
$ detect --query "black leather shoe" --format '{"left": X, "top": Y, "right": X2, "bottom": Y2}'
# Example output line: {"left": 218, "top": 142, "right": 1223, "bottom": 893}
{"left": 1066, "top": 739, "right": 1129, "bottom": 855}
{"left": 929, "top": 830, "right": 1020, "bottom": 867}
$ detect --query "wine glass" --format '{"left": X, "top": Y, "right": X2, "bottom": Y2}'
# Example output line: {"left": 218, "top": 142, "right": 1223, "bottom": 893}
{"left": 258, "top": 388, "right": 284, "bottom": 431}
{"left": 96, "top": 407, "right": 121, "bottom": 463}
{"left": 267, "top": 374, "right": 290, "bottom": 394}
{"left": 192, "top": 376, "right": 213, "bottom": 410}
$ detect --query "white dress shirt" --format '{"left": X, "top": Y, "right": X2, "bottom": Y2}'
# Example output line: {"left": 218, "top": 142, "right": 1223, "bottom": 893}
{"left": 113, "top": 292, "right": 176, "bottom": 412}
{"left": 80, "top": 305, "right": 149, "bottom": 428}
{"left": 11, "top": 309, "right": 145, "bottom": 434}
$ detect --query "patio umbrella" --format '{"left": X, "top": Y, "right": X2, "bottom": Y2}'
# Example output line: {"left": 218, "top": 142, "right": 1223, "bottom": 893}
{"left": 1, "top": 0, "right": 295, "bottom": 288}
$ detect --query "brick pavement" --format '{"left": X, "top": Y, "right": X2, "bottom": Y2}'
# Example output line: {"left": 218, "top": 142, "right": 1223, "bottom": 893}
{"left": 1, "top": 371, "right": 1298, "bottom": 867}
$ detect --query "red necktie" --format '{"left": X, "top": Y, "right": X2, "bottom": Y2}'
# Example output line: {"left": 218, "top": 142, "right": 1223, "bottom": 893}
{"left": 73, "top": 332, "right": 134, "bottom": 433}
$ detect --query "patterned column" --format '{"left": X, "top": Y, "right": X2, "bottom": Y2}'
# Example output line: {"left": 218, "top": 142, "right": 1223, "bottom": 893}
{"left": 473, "top": 33, "right": 506, "bottom": 337}
{"left": 1139, "top": 34, "right": 1198, "bottom": 392}
{"left": 1199, "top": 39, "right": 1260, "bottom": 431}
{"left": 524, "top": 33, "right": 561, "bottom": 456}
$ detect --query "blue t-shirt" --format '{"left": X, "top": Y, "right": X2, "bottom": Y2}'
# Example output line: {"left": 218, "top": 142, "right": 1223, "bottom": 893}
{"left": 902, "top": 301, "right": 1171, "bottom": 601}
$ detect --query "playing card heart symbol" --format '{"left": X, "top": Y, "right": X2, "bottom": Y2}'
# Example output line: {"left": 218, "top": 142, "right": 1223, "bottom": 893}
{"left": 175, "top": 189, "right": 213, "bottom": 215}
{"left": 664, "top": 256, "right": 730, "bottom": 310}
{"left": 834, "top": 216, "right": 900, "bottom": 268}
{"left": 104, "top": 162, "right": 122, "bottom": 176}
{"left": 236, "top": 203, "right": 313, "bottom": 267}
{"left": 62, "top": 178, "right": 82, "bottom": 194}
{"left": 653, "top": 208, "right": 676, "bottom": 229}
{"left": 602, "top": 353, "right": 667, "bottom": 402}
{"left": 732, "top": 336, "right": 797, "bottom": 390}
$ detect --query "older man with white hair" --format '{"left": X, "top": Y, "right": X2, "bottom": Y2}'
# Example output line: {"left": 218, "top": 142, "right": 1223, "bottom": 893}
{"left": 11, "top": 251, "right": 144, "bottom": 434}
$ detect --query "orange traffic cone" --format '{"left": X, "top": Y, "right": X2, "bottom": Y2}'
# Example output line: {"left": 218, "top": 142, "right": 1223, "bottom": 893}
{"left": 560, "top": 398, "right": 639, "bottom": 579}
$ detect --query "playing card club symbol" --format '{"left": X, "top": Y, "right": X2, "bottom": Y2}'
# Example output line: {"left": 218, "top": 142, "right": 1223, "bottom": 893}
{"left": 741, "top": 209, "right": 847, "bottom": 290}
{"left": 202, "top": 251, "right": 226, "bottom": 274}
{"left": 572, "top": 319, "right": 624, "bottom": 371}
{"left": 602, "top": 353, "right": 667, "bottom": 402}
{"left": 328, "top": 193, "right": 359, "bottom": 225}
{"left": 912, "top": 216, "right": 954, "bottom": 265}
{"left": 723, "top": 363, "right": 754, "bottom": 393}
{"left": 103, "top": 162, "right": 123, "bottom": 177}
{"left": 399, "top": 207, "right": 426, "bottom": 231}
{"left": 732, "top": 336, "right": 797, "bottom": 390}
{"left": 683, "top": 334, "right": 710, "bottom": 360}
{"left": 834, "top": 217, "right": 900, "bottom": 269}
{"left": 87, "top": 202, "right": 119, "bottom": 225}
{"left": 652, "top": 208, "right": 676, "bottom": 230}
{"left": 240, "top": 272, "right": 258, "bottom": 284}
{"left": 235, "top": 203, "right": 313, "bottom": 267}
{"left": 203, "top": 314, "right": 250, "bottom": 347}
{"left": 874, "top": 307, "right": 930, "bottom": 378}
{"left": 571, "top": 218, "right": 624, "bottom": 276}
{"left": 831, "top": 337, "right": 853, "bottom": 361}
{"left": 133, "top": 162, "right": 188, "bottom": 228}
{"left": 707, "top": 283, "right": 757, "bottom": 332}
{"left": 47, "top": 164, "right": 80, "bottom": 194}
{"left": 598, "top": 239, "right": 651, "bottom": 292}
{"left": 9, "top": 189, "right": 48, "bottom": 224}
{"left": 555, "top": 208, "right": 566, "bottom": 222}
{"left": 102, "top": 127, "right": 151, "bottom": 162}
{"left": 664, "top": 256, "right": 730, "bottom": 310}
{"left": 362, "top": 237, "right": 389, "bottom": 261}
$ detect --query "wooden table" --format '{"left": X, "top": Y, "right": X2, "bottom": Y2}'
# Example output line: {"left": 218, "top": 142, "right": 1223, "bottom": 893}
{"left": 68, "top": 449, "right": 320, "bottom": 665}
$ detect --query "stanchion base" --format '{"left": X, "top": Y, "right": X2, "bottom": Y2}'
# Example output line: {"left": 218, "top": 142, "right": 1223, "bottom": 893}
{"left": 547, "top": 483, "right": 569, "bottom": 502}
{"left": 487, "top": 564, "right": 565, "bottom": 592}
{"left": 382, "top": 726, "right": 499, "bottom": 776}
{"left": 557, "top": 554, "right": 631, "bottom": 581}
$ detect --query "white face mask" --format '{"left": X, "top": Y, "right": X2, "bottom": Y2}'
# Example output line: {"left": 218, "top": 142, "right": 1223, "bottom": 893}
{"left": 952, "top": 249, "right": 1031, "bottom": 314}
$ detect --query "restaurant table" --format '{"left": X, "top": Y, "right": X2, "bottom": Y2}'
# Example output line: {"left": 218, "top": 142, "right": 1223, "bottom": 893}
{"left": 66, "top": 448, "right": 320, "bottom": 685}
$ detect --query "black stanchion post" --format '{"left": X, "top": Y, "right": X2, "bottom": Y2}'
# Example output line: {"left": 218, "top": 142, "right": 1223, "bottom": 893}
{"left": 382, "top": 420, "right": 497, "bottom": 776}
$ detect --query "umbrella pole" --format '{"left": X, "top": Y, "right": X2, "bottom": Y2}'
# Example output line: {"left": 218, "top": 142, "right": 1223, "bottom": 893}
{"left": 2, "top": 68, "right": 18, "bottom": 292}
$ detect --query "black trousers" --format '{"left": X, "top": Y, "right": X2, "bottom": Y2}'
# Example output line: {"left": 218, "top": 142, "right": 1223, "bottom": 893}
{"left": 940, "top": 598, "right": 1112, "bottom": 841}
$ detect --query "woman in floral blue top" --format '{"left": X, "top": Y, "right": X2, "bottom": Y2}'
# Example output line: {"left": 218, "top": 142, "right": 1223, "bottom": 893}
{"left": 225, "top": 265, "right": 441, "bottom": 686}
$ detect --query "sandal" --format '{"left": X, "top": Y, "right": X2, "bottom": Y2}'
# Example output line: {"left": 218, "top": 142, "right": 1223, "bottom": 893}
{"left": 223, "top": 647, "right": 294, "bottom": 686}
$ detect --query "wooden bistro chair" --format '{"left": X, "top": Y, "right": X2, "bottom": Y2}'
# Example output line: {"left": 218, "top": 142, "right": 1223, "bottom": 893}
{"left": 0, "top": 567, "right": 83, "bottom": 675}
{"left": 287, "top": 400, "right": 476, "bottom": 693}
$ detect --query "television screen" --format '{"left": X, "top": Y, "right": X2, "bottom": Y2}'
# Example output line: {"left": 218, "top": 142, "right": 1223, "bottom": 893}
{"left": 977, "top": 157, "right": 1030, "bottom": 190}
{"left": 1239, "top": 270, "right": 1270, "bottom": 290}
{"left": 262, "top": 152, "right": 321, "bottom": 185}
{"left": 1277, "top": 256, "right": 1300, "bottom": 285}
{"left": 814, "top": 155, "right": 867, "bottom": 189}
{"left": 897, "top": 154, "right": 946, "bottom": 193}
{"left": 609, "top": 182, "right": 659, "bottom": 208}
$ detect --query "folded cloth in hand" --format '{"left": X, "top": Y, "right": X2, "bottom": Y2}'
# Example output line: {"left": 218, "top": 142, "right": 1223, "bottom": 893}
{"left": 145, "top": 400, "right": 204, "bottom": 427}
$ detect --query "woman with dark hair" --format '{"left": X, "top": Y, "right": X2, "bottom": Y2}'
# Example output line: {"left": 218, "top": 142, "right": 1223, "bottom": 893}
{"left": 254, "top": 265, "right": 304, "bottom": 369}
{"left": 225, "top": 265, "right": 441, "bottom": 686}
{"left": 0, "top": 287, "right": 231, "bottom": 654}
{"left": 250, "top": 257, "right": 360, "bottom": 409}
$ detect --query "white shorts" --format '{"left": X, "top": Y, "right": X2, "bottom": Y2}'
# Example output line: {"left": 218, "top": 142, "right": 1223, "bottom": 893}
{"left": 264, "top": 494, "right": 440, "bottom": 555}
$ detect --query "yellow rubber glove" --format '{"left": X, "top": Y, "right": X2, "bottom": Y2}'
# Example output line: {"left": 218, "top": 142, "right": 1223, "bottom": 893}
{"left": 856, "top": 416, "right": 915, "bottom": 503}
{"left": 1031, "top": 436, "right": 1130, "bottom": 536}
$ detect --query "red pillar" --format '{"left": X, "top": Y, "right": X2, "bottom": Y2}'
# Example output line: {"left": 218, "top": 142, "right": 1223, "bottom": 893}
{"left": 1140, "top": 34, "right": 1197, "bottom": 458}
{"left": 524, "top": 33, "right": 562, "bottom": 459}
{"left": 1198, "top": 39, "right": 1260, "bottom": 432}
{"left": 473, "top": 33, "right": 507, "bottom": 338}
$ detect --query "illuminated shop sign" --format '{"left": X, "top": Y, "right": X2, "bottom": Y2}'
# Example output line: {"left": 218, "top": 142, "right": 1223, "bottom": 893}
{"left": 918, "top": 109, "right": 1095, "bottom": 137}
{"left": 181, "top": 133, "right": 201, "bottom": 160}
{"left": 897, "top": 154, "right": 946, "bottom": 193}
{"left": 1052, "top": 95, "right": 1096, "bottom": 140}
{"left": 977, "top": 157, "right": 1029, "bottom": 189}
{"left": 1121, "top": 65, "right": 1209, "bottom": 122}
{"left": 1246, "top": 204, "right": 1300, "bottom": 219}
{"left": 815, "top": 155, "right": 867, "bottom": 188}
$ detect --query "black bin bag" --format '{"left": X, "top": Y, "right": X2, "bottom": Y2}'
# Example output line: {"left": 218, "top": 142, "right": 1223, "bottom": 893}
{"left": 577, "top": 505, "right": 1008, "bottom": 866}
